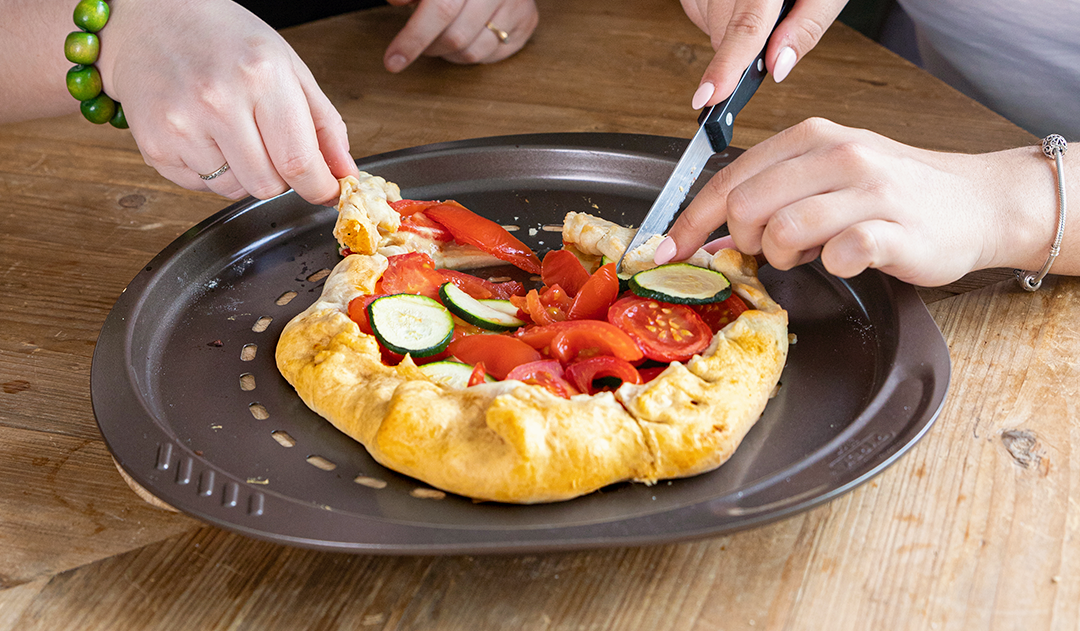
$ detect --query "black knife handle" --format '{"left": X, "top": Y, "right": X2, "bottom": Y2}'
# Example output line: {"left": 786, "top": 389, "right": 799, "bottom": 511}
{"left": 698, "top": 0, "right": 795, "bottom": 152}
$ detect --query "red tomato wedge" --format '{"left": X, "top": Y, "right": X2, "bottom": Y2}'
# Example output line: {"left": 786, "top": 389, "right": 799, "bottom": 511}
{"left": 637, "top": 366, "right": 667, "bottom": 383}
{"left": 467, "top": 362, "right": 489, "bottom": 387}
{"left": 517, "top": 285, "right": 573, "bottom": 325}
{"left": 389, "top": 199, "right": 440, "bottom": 216}
{"left": 525, "top": 289, "right": 559, "bottom": 325}
{"left": 514, "top": 321, "right": 576, "bottom": 352}
{"left": 541, "top": 250, "right": 590, "bottom": 297}
{"left": 564, "top": 356, "right": 642, "bottom": 395}
{"left": 398, "top": 212, "right": 453, "bottom": 242}
{"left": 693, "top": 294, "right": 749, "bottom": 333}
{"left": 505, "top": 359, "right": 578, "bottom": 399}
{"left": 567, "top": 263, "right": 620, "bottom": 320}
{"left": 549, "top": 320, "right": 644, "bottom": 364}
{"left": 377, "top": 252, "right": 445, "bottom": 299}
{"left": 347, "top": 294, "right": 384, "bottom": 335}
{"left": 440, "top": 269, "right": 525, "bottom": 300}
{"left": 607, "top": 296, "right": 713, "bottom": 363}
{"left": 424, "top": 201, "right": 542, "bottom": 274}
{"left": 447, "top": 334, "right": 542, "bottom": 380}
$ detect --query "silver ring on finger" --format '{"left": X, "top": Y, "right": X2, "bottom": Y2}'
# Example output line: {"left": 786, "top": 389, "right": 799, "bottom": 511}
{"left": 199, "top": 162, "right": 230, "bottom": 181}
{"left": 485, "top": 21, "right": 509, "bottom": 44}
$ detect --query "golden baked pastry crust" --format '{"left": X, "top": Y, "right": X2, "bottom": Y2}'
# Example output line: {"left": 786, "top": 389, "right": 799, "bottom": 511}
{"left": 275, "top": 174, "right": 789, "bottom": 503}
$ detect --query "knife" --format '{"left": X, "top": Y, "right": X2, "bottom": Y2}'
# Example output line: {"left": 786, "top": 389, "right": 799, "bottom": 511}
{"left": 617, "top": 0, "right": 794, "bottom": 273}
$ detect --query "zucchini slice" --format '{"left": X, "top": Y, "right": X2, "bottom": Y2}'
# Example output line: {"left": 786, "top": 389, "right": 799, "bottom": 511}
{"left": 439, "top": 283, "right": 525, "bottom": 331}
{"left": 601, "top": 255, "right": 634, "bottom": 292}
{"left": 629, "top": 263, "right": 731, "bottom": 304}
{"left": 367, "top": 294, "right": 454, "bottom": 357}
{"left": 418, "top": 360, "right": 496, "bottom": 388}
{"left": 478, "top": 298, "right": 524, "bottom": 317}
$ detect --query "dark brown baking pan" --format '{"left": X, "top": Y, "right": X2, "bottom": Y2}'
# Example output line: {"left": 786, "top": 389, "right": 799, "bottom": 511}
{"left": 91, "top": 133, "right": 950, "bottom": 554}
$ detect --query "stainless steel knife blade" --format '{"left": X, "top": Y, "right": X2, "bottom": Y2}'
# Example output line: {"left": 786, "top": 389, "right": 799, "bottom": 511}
{"left": 616, "top": 0, "right": 793, "bottom": 273}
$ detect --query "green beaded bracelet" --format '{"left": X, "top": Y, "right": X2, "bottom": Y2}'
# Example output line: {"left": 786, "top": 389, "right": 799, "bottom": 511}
{"left": 65, "top": 0, "right": 127, "bottom": 129}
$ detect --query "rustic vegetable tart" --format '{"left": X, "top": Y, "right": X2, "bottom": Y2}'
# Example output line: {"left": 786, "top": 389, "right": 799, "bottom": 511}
{"left": 275, "top": 172, "right": 789, "bottom": 503}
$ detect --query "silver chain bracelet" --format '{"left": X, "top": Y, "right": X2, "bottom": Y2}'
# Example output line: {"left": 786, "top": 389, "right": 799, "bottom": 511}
{"left": 1016, "top": 134, "right": 1068, "bottom": 291}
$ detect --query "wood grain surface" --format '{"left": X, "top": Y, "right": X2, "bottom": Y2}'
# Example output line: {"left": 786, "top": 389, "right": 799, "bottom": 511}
{"left": 2, "top": 0, "right": 1076, "bottom": 629}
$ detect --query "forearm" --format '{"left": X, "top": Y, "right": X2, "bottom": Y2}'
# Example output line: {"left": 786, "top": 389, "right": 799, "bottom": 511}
{"left": 0, "top": 0, "right": 84, "bottom": 123}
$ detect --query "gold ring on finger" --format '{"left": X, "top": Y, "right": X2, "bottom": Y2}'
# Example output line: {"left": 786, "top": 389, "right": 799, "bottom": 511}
{"left": 486, "top": 21, "right": 509, "bottom": 44}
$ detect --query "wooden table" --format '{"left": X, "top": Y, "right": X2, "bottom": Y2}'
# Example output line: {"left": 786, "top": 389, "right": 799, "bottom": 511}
{"left": 2, "top": 1, "right": 1074, "bottom": 628}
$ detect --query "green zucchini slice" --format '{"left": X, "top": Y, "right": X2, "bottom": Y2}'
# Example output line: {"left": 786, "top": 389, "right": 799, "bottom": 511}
{"left": 367, "top": 293, "right": 454, "bottom": 357}
{"left": 439, "top": 283, "right": 525, "bottom": 331}
{"left": 601, "top": 255, "right": 634, "bottom": 292}
{"left": 418, "top": 360, "right": 496, "bottom": 388}
{"left": 629, "top": 263, "right": 731, "bottom": 304}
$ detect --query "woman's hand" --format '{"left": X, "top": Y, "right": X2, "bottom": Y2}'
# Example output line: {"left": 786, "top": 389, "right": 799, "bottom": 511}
{"left": 679, "top": 0, "right": 846, "bottom": 109}
{"left": 383, "top": 0, "right": 539, "bottom": 72}
{"left": 99, "top": 0, "right": 358, "bottom": 206}
{"left": 661, "top": 118, "right": 1062, "bottom": 287}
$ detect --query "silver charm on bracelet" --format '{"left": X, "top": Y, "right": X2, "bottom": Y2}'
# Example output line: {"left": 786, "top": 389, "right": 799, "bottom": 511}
{"left": 1017, "top": 134, "right": 1068, "bottom": 291}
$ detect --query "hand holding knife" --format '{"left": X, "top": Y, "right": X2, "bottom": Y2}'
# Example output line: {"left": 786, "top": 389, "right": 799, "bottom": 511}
{"left": 616, "top": 0, "right": 795, "bottom": 274}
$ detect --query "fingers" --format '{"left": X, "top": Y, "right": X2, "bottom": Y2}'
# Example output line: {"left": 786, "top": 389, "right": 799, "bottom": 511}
{"left": 256, "top": 61, "right": 356, "bottom": 205}
{"left": 384, "top": 0, "right": 537, "bottom": 72}
{"left": 303, "top": 82, "right": 360, "bottom": 184}
{"left": 171, "top": 141, "right": 245, "bottom": 199}
{"left": 692, "top": 0, "right": 845, "bottom": 109}
{"left": 694, "top": 0, "right": 779, "bottom": 108}
{"left": 142, "top": 60, "right": 348, "bottom": 206}
{"left": 664, "top": 161, "right": 740, "bottom": 260}
{"left": 819, "top": 219, "right": 896, "bottom": 279}
{"left": 188, "top": 76, "right": 345, "bottom": 205}
{"left": 384, "top": 0, "right": 483, "bottom": 71}
{"left": 666, "top": 118, "right": 838, "bottom": 259}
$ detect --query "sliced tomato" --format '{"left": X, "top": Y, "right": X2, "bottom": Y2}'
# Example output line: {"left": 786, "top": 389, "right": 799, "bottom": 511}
{"left": 514, "top": 321, "right": 577, "bottom": 351}
{"left": 541, "top": 250, "right": 591, "bottom": 297}
{"left": 389, "top": 199, "right": 440, "bottom": 216}
{"left": 440, "top": 269, "right": 525, "bottom": 300}
{"left": 564, "top": 356, "right": 642, "bottom": 395}
{"left": 608, "top": 296, "right": 713, "bottom": 363}
{"left": 450, "top": 319, "right": 485, "bottom": 341}
{"left": 520, "top": 284, "right": 574, "bottom": 325}
{"left": 347, "top": 294, "right": 384, "bottom": 335}
{"left": 637, "top": 366, "right": 667, "bottom": 383}
{"left": 446, "top": 334, "right": 542, "bottom": 380}
{"left": 525, "top": 289, "right": 557, "bottom": 325}
{"left": 377, "top": 252, "right": 445, "bottom": 299}
{"left": 398, "top": 211, "right": 453, "bottom": 242}
{"left": 505, "top": 359, "right": 578, "bottom": 399}
{"left": 693, "top": 294, "right": 750, "bottom": 333}
{"left": 424, "top": 201, "right": 542, "bottom": 274}
{"left": 509, "top": 293, "right": 530, "bottom": 317}
{"left": 487, "top": 279, "right": 528, "bottom": 300}
{"left": 566, "top": 263, "right": 620, "bottom": 320}
{"left": 467, "top": 362, "right": 489, "bottom": 387}
{"left": 549, "top": 320, "right": 644, "bottom": 364}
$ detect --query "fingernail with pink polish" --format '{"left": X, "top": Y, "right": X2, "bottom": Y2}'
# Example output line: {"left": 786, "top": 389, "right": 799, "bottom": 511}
{"left": 654, "top": 236, "right": 678, "bottom": 265}
{"left": 692, "top": 83, "right": 715, "bottom": 110}
{"left": 773, "top": 47, "right": 797, "bottom": 83}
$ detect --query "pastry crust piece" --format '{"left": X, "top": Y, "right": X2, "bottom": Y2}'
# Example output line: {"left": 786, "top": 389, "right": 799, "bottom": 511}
{"left": 333, "top": 173, "right": 402, "bottom": 255}
{"left": 276, "top": 175, "right": 789, "bottom": 503}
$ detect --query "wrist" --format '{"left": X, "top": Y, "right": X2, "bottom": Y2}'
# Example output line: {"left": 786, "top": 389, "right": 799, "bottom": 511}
{"left": 979, "top": 145, "right": 1062, "bottom": 273}
{"left": 93, "top": 0, "right": 132, "bottom": 102}
{"left": 64, "top": 0, "right": 127, "bottom": 127}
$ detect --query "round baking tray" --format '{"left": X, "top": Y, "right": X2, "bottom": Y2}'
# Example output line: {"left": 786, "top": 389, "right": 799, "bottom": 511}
{"left": 92, "top": 133, "right": 950, "bottom": 554}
